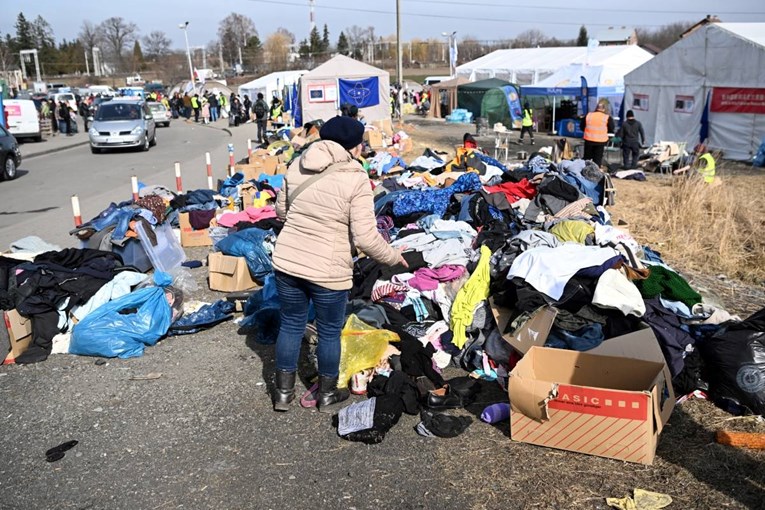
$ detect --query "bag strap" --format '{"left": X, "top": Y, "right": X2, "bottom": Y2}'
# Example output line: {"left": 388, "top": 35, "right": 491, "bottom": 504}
{"left": 286, "top": 162, "right": 345, "bottom": 210}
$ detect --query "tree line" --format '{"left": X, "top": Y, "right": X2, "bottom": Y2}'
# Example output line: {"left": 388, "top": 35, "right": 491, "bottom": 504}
{"left": 0, "top": 12, "right": 695, "bottom": 83}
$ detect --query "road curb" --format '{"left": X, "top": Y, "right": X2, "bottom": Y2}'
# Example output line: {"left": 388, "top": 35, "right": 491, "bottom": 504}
{"left": 23, "top": 140, "right": 90, "bottom": 159}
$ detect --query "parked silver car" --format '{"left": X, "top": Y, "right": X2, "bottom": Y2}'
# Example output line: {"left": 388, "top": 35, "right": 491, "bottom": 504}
{"left": 88, "top": 99, "right": 157, "bottom": 153}
{"left": 148, "top": 101, "right": 171, "bottom": 127}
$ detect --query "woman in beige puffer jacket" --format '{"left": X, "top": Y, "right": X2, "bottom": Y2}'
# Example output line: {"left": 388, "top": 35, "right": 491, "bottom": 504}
{"left": 271, "top": 116, "right": 405, "bottom": 413}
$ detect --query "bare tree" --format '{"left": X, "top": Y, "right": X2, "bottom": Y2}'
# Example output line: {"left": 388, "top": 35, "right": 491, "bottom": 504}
{"left": 99, "top": 16, "right": 138, "bottom": 71}
{"left": 345, "top": 25, "right": 370, "bottom": 59}
{"left": 275, "top": 27, "right": 296, "bottom": 45}
{"left": 512, "top": 29, "right": 548, "bottom": 48}
{"left": 78, "top": 20, "right": 101, "bottom": 55}
{"left": 263, "top": 32, "right": 291, "bottom": 71}
{"left": 217, "top": 13, "right": 257, "bottom": 66}
{"left": 636, "top": 21, "right": 694, "bottom": 50}
{"left": 142, "top": 30, "right": 171, "bottom": 59}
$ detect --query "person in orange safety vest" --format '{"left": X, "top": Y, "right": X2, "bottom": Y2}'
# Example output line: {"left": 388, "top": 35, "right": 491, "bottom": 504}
{"left": 580, "top": 102, "right": 614, "bottom": 167}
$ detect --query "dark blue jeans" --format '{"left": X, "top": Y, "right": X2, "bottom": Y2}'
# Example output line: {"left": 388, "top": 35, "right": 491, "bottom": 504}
{"left": 275, "top": 271, "right": 348, "bottom": 378}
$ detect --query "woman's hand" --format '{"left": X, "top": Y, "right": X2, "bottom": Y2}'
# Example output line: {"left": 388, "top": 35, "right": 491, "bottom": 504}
{"left": 397, "top": 247, "right": 409, "bottom": 268}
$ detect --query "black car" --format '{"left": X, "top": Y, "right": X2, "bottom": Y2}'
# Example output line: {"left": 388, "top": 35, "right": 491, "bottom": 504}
{"left": 0, "top": 124, "right": 21, "bottom": 180}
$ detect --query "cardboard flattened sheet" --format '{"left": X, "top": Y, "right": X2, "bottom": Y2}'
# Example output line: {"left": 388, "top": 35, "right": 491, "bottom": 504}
{"left": 489, "top": 299, "right": 558, "bottom": 355}
{"left": 3, "top": 309, "right": 32, "bottom": 363}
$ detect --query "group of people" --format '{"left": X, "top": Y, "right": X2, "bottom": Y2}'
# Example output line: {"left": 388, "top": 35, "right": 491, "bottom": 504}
{"left": 167, "top": 90, "right": 283, "bottom": 134}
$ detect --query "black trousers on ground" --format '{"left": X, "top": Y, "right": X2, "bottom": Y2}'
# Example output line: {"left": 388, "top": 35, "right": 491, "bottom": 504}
{"left": 622, "top": 142, "right": 640, "bottom": 169}
{"left": 519, "top": 125, "right": 534, "bottom": 141}
{"left": 584, "top": 141, "right": 606, "bottom": 167}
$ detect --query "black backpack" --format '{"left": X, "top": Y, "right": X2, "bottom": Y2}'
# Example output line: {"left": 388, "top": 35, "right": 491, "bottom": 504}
{"left": 254, "top": 100, "right": 267, "bottom": 119}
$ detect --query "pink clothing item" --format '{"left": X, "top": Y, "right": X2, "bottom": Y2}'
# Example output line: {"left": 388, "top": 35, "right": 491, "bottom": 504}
{"left": 408, "top": 265, "right": 466, "bottom": 291}
{"left": 217, "top": 206, "right": 278, "bottom": 228}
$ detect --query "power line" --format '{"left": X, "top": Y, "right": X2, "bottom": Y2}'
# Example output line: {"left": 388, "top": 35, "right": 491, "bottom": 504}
{"left": 402, "top": 0, "right": 763, "bottom": 15}
{"left": 243, "top": 0, "right": 697, "bottom": 28}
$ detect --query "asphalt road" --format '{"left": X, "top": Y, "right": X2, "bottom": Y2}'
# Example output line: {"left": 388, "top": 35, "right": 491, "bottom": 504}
{"left": 0, "top": 120, "right": 248, "bottom": 248}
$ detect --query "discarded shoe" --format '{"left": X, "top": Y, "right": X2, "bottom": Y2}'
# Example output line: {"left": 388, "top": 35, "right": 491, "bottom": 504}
{"left": 425, "top": 385, "right": 463, "bottom": 410}
{"left": 45, "top": 440, "right": 78, "bottom": 462}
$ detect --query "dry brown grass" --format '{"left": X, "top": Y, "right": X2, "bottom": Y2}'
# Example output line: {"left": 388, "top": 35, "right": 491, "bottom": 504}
{"left": 610, "top": 168, "right": 765, "bottom": 284}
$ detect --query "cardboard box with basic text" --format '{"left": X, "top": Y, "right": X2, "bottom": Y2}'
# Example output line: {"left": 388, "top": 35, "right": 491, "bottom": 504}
{"left": 2, "top": 309, "right": 32, "bottom": 364}
{"left": 178, "top": 211, "right": 213, "bottom": 248}
{"left": 508, "top": 327, "right": 675, "bottom": 465}
{"left": 208, "top": 252, "right": 259, "bottom": 292}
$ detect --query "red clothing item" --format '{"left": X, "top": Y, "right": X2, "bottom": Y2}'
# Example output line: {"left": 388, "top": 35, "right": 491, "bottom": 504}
{"left": 484, "top": 178, "right": 537, "bottom": 204}
{"left": 464, "top": 140, "right": 478, "bottom": 149}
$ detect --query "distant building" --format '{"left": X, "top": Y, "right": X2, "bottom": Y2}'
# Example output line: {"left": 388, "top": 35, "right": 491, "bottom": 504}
{"left": 594, "top": 27, "right": 638, "bottom": 46}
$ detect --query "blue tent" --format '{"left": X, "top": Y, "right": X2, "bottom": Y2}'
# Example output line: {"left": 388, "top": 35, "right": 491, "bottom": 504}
{"left": 522, "top": 64, "right": 629, "bottom": 133}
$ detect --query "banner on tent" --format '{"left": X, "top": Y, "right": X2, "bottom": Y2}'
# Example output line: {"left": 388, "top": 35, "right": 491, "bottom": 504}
{"left": 711, "top": 87, "right": 765, "bottom": 114}
{"left": 339, "top": 77, "right": 380, "bottom": 108}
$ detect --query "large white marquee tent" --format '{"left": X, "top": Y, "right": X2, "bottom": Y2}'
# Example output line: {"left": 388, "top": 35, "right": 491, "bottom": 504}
{"left": 457, "top": 45, "right": 653, "bottom": 86}
{"left": 624, "top": 23, "right": 765, "bottom": 160}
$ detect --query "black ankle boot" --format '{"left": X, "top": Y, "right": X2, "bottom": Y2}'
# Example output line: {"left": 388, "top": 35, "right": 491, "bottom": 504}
{"left": 273, "top": 370, "right": 296, "bottom": 412}
{"left": 317, "top": 375, "right": 349, "bottom": 414}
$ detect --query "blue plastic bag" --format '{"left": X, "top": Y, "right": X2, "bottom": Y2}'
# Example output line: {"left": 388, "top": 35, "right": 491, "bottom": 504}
{"left": 168, "top": 300, "right": 235, "bottom": 336}
{"left": 754, "top": 137, "right": 765, "bottom": 167}
{"left": 215, "top": 228, "right": 275, "bottom": 280}
{"left": 69, "top": 272, "right": 173, "bottom": 358}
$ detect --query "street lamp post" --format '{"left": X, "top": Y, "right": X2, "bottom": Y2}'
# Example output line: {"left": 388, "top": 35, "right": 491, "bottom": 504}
{"left": 442, "top": 31, "right": 457, "bottom": 77}
{"left": 179, "top": 22, "right": 195, "bottom": 86}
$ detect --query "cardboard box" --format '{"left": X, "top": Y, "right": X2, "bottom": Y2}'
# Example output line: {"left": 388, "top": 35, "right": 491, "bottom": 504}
{"left": 276, "top": 163, "right": 288, "bottom": 175}
{"left": 372, "top": 118, "right": 393, "bottom": 137}
{"left": 490, "top": 299, "right": 557, "bottom": 355}
{"left": 364, "top": 130, "right": 384, "bottom": 148}
{"left": 208, "top": 252, "right": 259, "bottom": 292}
{"left": 179, "top": 212, "right": 213, "bottom": 247}
{"left": 2, "top": 309, "right": 32, "bottom": 364}
{"left": 508, "top": 328, "right": 675, "bottom": 465}
{"left": 397, "top": 137, "right": 413, "bottom": 154}
{"left": 246, "top": 154, "right": 279, "bottom": 176}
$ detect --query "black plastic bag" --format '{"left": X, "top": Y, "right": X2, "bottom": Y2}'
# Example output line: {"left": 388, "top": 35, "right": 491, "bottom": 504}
{"left": 699, "top": 308, "right": 765, "bottom": 416}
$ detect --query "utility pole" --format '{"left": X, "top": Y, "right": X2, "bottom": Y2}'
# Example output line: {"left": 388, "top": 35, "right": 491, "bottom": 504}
{"left": 219, "top": 43, "right": 225, "bottom": 77}
{"left": 396, "top": 0, "right": 403, "bottom": 119}
{"left": 179, "top": 21, "right": 195, "bottom": 85}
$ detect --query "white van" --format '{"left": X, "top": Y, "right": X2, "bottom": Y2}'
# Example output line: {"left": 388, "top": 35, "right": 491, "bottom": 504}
{"left": 51, "top": 92, "right": 78, "bottom": 111}
{"left": 3, "top": 99, "right": 41, "bottom": 141}
{"left": 423, "top": 76, "right": 452, "bottom": 86}
{"left": 88, "top": 85, "right": 116, "bottom": 97}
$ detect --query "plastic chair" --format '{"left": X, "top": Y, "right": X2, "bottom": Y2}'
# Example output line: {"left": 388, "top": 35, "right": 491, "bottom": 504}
{"left": 493, "top": 132, "right": 509, "bottom": 163}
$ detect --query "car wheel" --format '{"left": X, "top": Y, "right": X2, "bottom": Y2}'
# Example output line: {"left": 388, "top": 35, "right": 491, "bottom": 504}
{"left": 90, "top": 146, "right": 100, "bottom": 154}
{"left": 150, "top": 132, "right": 157, "bottom": 147}
{"left": 2, "top": 155, "right": 17, "bottom": 180}
{"left": 164, "top": 122, "right": 170, "bottom": 128}
{"left": 142, "top": 135, "right": 150, "bottom": 151}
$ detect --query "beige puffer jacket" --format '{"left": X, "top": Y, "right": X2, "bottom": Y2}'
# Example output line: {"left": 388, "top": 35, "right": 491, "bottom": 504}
{"left": 272, "top": 140, "right": 400, "bottom": 290}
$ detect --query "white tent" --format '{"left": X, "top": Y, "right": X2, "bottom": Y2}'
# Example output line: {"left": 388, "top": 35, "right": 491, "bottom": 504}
{"left": 238, "top": 70, "right": 307, "bottom": 102}
{"left": 457, "top": 45, "right": 654, "bottom": 85}
{"left": 299, "top": 55, "right": 390, "bottom": 124}
{"left": 625, "top": 23, "right": 765, "bottom": 160}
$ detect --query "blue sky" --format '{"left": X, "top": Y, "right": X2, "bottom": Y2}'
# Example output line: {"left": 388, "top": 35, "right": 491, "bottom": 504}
{"left": 2, "top": 0, "right": 764, "bottom": 47}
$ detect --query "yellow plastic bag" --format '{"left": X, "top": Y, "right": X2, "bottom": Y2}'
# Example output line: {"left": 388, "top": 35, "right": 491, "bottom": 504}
{"left": 337, "top": 315, "right": 399, "bottom": 389}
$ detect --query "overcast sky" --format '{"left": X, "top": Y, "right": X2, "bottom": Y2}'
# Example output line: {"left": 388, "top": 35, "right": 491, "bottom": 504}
{"left": 2, "top": 0, "right": 764, "bottom": 48}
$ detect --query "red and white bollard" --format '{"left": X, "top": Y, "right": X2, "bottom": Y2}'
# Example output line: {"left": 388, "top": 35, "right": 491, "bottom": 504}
{"left": 174, "top": 161, "right": 183, "bottom": 192}
{"left": 131, "top": 175, "right": 139, "bottom": 202}
{"left": 228, "top": 144, "right": 235, "bottom": 168}
{"left": 247, "top": 138, "right": 253, "bottom": 158}
{"left": 71, "top": 195, "right": 82, "bottom": 227}
{"left": 205, "top": 152, "right": 214, "bottom": 190}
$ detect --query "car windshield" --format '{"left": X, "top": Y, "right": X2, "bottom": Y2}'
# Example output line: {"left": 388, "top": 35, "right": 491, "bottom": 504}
{"left": 149, "top": 104, "right": 165, "bottom": 112}
{"left": 58, "top": 94, "right": 75, "bottom": 101}
{"left": 95, "top": 103, "right": 142, "bottom": 121}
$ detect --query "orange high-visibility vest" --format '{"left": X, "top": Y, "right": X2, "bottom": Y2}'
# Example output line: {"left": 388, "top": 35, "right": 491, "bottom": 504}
{"left": 583, "top": 111, "right": 609, "bottom": 143}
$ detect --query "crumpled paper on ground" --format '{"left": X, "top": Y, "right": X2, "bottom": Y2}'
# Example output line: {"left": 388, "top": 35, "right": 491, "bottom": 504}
{"left": 606, "top": 489, "right": 673, "bottom": 510}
